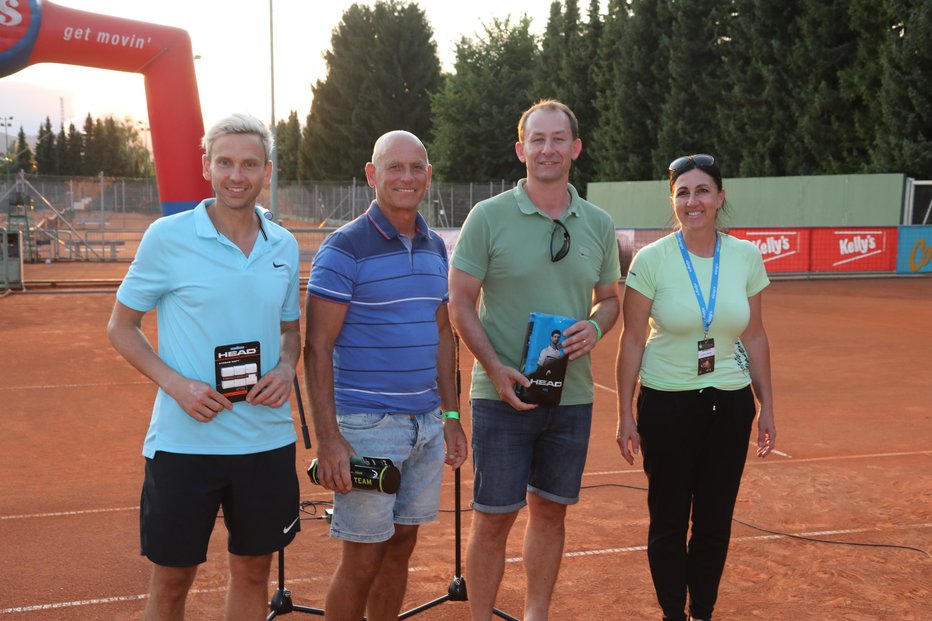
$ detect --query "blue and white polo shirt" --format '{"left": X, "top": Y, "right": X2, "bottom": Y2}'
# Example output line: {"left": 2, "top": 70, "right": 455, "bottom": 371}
{"left": 308, "top": 202, "right": 448, "bottom": 415}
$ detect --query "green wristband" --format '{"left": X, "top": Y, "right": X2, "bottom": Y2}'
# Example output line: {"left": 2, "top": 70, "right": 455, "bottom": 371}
{"left": 443, "top": 410, "right": 460, "bottom": 420}
{"left": 587, "top": 319, "right": 602, "bottom": 341}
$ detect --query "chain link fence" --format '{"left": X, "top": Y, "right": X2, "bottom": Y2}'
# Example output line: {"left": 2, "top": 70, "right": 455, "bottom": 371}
{"left": 0, "top": 173, "right": 518, "bottom": 265}
{"left": 1, "top": 173, "right": 515, "bottom": 229}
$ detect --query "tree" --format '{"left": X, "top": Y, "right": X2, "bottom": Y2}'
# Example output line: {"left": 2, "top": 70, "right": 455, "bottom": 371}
{"left": 654, "top": 0, "right": 731, "bottom": 175}
{"left": 81, "top": 114, "right": 98, "bottom": 175}
{"left": 528, "top": 0, "right": 602, "bottom": 192}
{"left": 429, "top": 16, "right": 538, "bottom": 182}
{"left": 54, "top": 124, "right": 67, "bottom": 175}
{"left": 300, "top": 1, "right": 442, "bottom": 180}
{"left": 14, "top": 126, "right": 34, "bottom": 173}
{"left": 79, "top": 116, "right": 146, "bottom": 177}
{"left": 532, "top": 2, "right": 564, "bottom": 100}
{"left": 721, "top": 0, "right": 801, "bottom": 177}
{"left": 872, "top": 0, "right": 932, "bottom": 178}
{"left": 35, "top": 117, "right": 55, "bottom": 174}
{"left": 591, "top": 0, "right": 668, "bottom": 181}
{"left": 275, "top": 111, "right": 301, "bottom": 181}
{"left": 65, "top": 123, "right": 83, "bottom": 176}
{"left": 785, "top": 0, "right": 863, "bottom": 175}
{"left": 563, "top": 0, "right": 603, "bottom": 192}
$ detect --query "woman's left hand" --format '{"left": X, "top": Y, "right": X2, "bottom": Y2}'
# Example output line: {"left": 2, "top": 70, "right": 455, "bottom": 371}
{"left": 756, "top": 406, "right": 776, "bottom": 458}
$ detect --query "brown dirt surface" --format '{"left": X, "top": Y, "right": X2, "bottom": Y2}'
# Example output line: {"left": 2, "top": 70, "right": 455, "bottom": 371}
{"left": 1, "top": 277, "right": 930, "bottom": 620}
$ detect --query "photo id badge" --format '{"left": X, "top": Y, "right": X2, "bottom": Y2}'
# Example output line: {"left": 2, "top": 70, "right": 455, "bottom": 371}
{"left": 215, "top": 341, "right": 261, "bottom": 402}
{"left": 697, "top": 338, "right": 715, "bottom": 375}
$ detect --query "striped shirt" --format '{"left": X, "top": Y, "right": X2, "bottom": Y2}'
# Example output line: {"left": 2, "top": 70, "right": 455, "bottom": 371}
{"left": 307, "top": 202, "right": 449, "bottom": 415}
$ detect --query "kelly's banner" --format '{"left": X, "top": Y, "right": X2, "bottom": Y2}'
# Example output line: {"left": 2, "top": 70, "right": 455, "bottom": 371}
{"left": 896, "top": 226, "right": 932, "bottom": 274}
{"left": 728, "top": 228, "right": 811, "bottom": 273}
{"left": 810, "top": 227, "right": 898, "bottom": 272}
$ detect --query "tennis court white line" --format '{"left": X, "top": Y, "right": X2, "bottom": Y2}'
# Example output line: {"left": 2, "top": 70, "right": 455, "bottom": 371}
{"left": 0, "top": 586, "right": 226, "bottom": 615}
{"left": 0, "top": 380, "right": 150, "bottom": 391}
{"left": 0, "top": 565, "right": 428, "bottom": 614}
{"left": 5, "top": 522, "right": 929, "bottom": 615}
{"left": 508, "top": 522, "right": 932, "bottom": 563}
{"left": 0, "top": 506, "right": 138, "bottom": 521}
{"left": 4, "top": 451, "right": 929, "bottom": 523}
{"left": 594, "top": 381, "right": 615, "bottom": 393}
{"left": 584, "top": 449, "right": 932, "bottom": 478}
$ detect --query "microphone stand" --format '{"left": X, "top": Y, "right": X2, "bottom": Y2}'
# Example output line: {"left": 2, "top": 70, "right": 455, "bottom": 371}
{"left": 266, "top": 376, "right": 324, "bottom": 619}
{"left": 398, "top": 333, "right": 519, "bottom": 620}
{"left": 268, "top": 342, "right": 518, "bottom": 620}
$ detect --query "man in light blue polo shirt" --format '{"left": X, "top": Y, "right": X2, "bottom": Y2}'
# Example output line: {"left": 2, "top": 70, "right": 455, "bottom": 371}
{"left": 305, "top": 130, "right": 467, "bottom": 621}
{"left": 108, "top": 113, "right": 301, "bottom": 620}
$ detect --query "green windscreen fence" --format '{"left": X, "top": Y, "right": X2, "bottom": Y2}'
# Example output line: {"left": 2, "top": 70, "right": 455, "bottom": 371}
{"left": 587, "top": 173, "right": 906, "bottom": 228}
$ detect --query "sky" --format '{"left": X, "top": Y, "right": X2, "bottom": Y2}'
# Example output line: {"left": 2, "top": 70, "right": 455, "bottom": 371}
{"left": 1, "top": 0, "right": 564, "bottom": 138}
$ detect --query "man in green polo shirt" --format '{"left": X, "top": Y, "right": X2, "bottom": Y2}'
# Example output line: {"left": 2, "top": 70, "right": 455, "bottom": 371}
{"left": 449, "top": 99, "right": 621, "bottom": 621}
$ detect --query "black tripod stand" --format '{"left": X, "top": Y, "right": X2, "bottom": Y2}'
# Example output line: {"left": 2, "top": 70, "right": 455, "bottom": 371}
{"left": 269, "top": 350, "right": 519, "bottom": 620}
{"left": 397, "top": 464, "right": 518, "bottom": 621}
{"left": 267, "top": 377, "right": 323, "bottom": 619}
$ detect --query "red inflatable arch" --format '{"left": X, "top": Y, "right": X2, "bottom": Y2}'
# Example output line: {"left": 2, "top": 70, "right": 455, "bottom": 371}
{"left": 1, "top": 0, "right": 210, "bottom": 215}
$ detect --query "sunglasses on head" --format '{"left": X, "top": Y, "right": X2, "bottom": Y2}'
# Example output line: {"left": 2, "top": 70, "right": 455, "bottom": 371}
{"left": 550, "top": 219, "right": 571, "bottom": 262}
{"left": 668, "top": 154, "right": 716, "bottom": 176}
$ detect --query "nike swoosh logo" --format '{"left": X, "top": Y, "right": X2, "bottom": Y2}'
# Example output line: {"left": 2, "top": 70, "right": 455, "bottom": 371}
{"left": 273, "top": 262, "right": 286, "bottom": 268}
{"left": 282, "top": 516, "right": 300, "bottom": 534}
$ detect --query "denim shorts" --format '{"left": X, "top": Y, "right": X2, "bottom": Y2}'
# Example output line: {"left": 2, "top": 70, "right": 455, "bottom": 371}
{"left": 330, "top": 409, "right": 445, "bottom": 543}
{"left": 470, "top": 399, "right": 593, "bottom": 513}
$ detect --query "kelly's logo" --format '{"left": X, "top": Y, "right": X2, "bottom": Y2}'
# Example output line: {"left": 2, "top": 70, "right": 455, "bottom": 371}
{"left": 744, "top": 231, "right": 798, "bottom": 263}
{"left": 752, "top": 235, "right": 791, "bottom": 256}
{"left": 838, "top": 234, "right": 878, "bottom": 256}
{"left": 832, "top": 230, "right": 887, "bottom": 267}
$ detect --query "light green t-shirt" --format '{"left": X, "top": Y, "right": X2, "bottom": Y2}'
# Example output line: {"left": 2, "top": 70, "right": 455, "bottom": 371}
{"left": 625, "top": 232, "right": 769, "bottom": 391}
{"left": 451, "top": 180, "right": 621, "bottom": 405}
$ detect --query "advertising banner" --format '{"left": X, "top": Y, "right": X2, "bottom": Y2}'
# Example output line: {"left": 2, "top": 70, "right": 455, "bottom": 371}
{"left": 728, "top": 228, "right": 811, "bottom": 273}
{"left": 896, "top": 226, "right": 932, "bottom": 274}
{"left": 810, "top": 227, "right": 898, "bottom": 272}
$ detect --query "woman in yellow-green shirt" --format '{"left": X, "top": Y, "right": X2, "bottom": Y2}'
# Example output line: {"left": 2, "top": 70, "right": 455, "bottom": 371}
{"left": 615, "top": 154, "right": 777, "bottom": 621}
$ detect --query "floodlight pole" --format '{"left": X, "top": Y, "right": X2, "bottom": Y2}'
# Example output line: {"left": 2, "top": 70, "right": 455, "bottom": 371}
{"left": 2, "top": 115, "right": 13, "bottom": 187}
{"left": 268, "top": 0, "right": 278, "bottom": 218}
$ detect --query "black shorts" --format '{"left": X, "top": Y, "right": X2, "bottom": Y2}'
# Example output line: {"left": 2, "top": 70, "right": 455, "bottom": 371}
{"left": 140, "top": 443, "right": 300, "bottom": 567}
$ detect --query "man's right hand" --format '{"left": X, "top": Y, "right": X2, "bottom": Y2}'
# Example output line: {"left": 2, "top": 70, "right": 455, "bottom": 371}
{"left": 166, "top": 377, "right": 233, "bottom": 422}
{"left": 314, "top": 435, "right": 356, "bottom": 493}
{"left": 491, "top": 364, "right": 537, "bottom": 411}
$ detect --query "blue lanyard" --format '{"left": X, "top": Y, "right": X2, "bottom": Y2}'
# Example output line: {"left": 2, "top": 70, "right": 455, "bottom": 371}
{"left": 675, "top": 231, "right": 720, "bottom": 337}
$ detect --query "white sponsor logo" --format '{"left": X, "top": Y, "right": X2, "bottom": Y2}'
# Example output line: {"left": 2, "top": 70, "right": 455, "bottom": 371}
{"left": 745, "top": 231, "right": 798, "bottom": 263}
{"left": 282, "top": 516, "right": 300, "bottom": 534}
{"left": 838, "top": 234, "right": 877, "bottom": 255}
{"left": 217, "top": 348, "right": 258, "bottom": 359}
{"left": 833, "top": 230, "right": 885, "bottom": 266}
{"left": 0, "top": 0, "right": 24, "bottom": 27}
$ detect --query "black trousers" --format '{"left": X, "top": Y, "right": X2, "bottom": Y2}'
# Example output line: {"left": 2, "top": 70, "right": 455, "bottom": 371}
{"left": 637, "top": 385, "right": 756, "bottom": 621}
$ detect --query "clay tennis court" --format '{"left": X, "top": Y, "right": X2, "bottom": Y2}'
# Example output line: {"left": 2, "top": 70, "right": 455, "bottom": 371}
{"left": 1, "top": 265, "right": 930, "bottom": 620}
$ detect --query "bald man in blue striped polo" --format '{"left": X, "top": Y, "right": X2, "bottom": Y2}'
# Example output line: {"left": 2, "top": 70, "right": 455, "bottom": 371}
{"left": 304, "top": 130, "right": 468, "bottom": 621}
